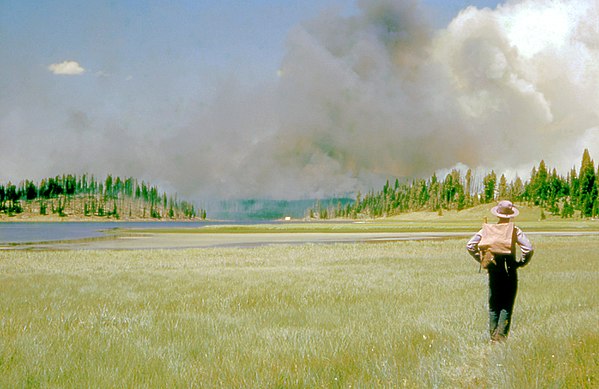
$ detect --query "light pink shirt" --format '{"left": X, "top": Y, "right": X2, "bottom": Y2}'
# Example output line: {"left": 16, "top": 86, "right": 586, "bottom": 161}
{"left": 467, "top": 225, "right": 534, "bottom": 266}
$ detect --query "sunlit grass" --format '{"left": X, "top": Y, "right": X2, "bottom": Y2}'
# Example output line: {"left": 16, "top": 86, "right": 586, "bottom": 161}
{"left": 125, "top": 217, "right": 599, "bottom": 235}
{"left": 129, "top": 203, "right": 599, "bottom": 235}
{"left": 1, "top": 236, "right": 597, "bottom": 387}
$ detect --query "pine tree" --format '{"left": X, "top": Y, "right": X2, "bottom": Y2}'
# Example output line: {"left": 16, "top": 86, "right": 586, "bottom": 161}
{"left": 25, "top": 181, "right": 38, "bottom": 200}
{"left": 482, "top": 171, "right": 497, "bottom": 203}
{"left": 105, "top": 175, "right": 113, "bottom": 198}
{"left": 536, "top": 160, "right": 549, "bottom": 203}
{"left": 463, "top": 169, "right": 475, "bottom": 207}
{"left": 569, "top": 167, "right": 579, "bottom": 207}
{"left": 509, "top": 176, "right": 524, "bottom": 200}
{"left": 561, "top": 200, "right": 574, "bottom": 218}
{"left": 579, "top": 149, "right": 597, "bottom": 217}
{"left": 498, "top": 174, "right": 508, "bottom": 199}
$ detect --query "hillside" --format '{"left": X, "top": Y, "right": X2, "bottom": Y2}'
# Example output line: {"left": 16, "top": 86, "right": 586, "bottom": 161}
{"left": 311, "top": 149, "right": 598, "bottom": 221}
{"left": 0, "top": 174, "right": 205, "bottom": 221}
{"left": 0, "top": 196, "right": 202, "bottom": 222}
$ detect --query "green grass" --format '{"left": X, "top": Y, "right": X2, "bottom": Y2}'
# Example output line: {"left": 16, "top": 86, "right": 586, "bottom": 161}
{"left": 1, "top": 236, "right": 597, "bottom": 388}
{"left": 123, "top": 207, "right": 599, "bottom": 235}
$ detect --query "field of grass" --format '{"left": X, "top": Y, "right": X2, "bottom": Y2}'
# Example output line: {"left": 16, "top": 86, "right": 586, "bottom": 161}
{"left": 1, "top": 235, "right": 597, "bottom": 387}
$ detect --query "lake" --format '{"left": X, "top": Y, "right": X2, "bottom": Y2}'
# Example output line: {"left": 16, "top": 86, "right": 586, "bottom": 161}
{"left": 0, "top": 221, "right": 274, "bottom": 244}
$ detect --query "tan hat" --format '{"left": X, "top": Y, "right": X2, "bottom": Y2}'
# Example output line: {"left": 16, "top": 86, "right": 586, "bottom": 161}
{"left": 491, "top": 200, "right": 519, "bottom": 218}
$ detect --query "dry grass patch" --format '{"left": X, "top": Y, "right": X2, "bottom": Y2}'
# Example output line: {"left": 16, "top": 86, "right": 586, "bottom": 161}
{"left": 0, "top": 236, "right": 597, "bottom": 387}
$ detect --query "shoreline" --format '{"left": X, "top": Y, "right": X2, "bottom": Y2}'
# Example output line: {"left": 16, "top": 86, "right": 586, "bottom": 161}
{"left": 0, "top": 231, "right": 474, "bottom": 251}
{"left": 0, "top": 215, "right": 207, "bottom": 223}
{"left": 4, "top": 229, "right": 599, "bottom": 251}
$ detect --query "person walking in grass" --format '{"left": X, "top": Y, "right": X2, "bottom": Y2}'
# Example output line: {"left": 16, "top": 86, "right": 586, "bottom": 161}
{"left": 467, "top": 200, "right": 534, "bottom": 343}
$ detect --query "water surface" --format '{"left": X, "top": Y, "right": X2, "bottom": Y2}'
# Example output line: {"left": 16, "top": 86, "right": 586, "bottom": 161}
{"left": 0, "top": 221, "right": 273, "bottom": 244}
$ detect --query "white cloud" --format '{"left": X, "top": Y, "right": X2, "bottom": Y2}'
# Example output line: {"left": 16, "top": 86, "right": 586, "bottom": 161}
{"left": 48, "top": 60, "right": 85, "bottom": 75}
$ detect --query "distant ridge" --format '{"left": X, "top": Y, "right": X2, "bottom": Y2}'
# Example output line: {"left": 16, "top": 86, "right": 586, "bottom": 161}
{"left": 0, "top": 174, "right": 206, "bottom": 221}
{"left": 310, "top": 149, "right": 598, "bottom": 220}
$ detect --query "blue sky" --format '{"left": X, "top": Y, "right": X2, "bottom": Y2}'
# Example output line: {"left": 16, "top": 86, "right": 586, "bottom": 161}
{"left": 1, "top": 0, "right": 502, "bottom": 101}
{"left": 2, "top": 1, "right": 597, "bottom": 201}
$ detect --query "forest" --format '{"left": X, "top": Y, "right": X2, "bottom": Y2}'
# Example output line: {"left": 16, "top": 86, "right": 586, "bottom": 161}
{"left": 313, "top": 149, "right": 598, "bottom": 220}
{"left": 0, "top": 174, "right": 205, "bottom": 220}
{"left": 2, "top": 149, "right": 597, "bottom": 221}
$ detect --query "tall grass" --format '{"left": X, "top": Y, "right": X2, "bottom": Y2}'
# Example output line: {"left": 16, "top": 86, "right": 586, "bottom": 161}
{"left": 1, "top": 236, "right": 597, "bottom": 388}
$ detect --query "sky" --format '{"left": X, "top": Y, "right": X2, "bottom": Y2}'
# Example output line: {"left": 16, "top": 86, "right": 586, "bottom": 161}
{"left": 1, "top": 0, "right": 598, "bottom": 203}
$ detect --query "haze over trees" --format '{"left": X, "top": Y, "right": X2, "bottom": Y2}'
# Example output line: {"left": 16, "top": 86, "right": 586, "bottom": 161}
{"left": 0, "top": 174, "right": 205, "bottom": 220}
{"left": 314, "top": 149, "right": 599, "bottom": 220}
{"left": 2, "top": 150, "right": 597, "bottom": 221}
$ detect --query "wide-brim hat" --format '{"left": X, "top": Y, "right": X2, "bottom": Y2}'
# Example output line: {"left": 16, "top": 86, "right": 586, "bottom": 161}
{"left": 491, "top": 200, "right": 519, "bottom": 218}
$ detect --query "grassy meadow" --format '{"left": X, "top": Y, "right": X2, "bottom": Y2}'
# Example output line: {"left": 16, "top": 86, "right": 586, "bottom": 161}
{"left": 124, "top": 203, "right": 599, "bottom": 235}
{"left": 1, "top": 235, "right": 597, "bottom": 387}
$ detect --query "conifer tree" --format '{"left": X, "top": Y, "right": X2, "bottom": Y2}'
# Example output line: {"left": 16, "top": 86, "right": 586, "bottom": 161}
{"left": 482, "top": 171, "right": 497, "bottom": 203}
{"left": 569, "top": 167, "right": 579, "bottom": 206}
{"left": 509, "top": 176, "right": 524, "bottom": 200}
{"left": 498, "top": 174, "right": 508, "bottom": 199}
{"left": 464, "top": 169, "right": 473, "bottom": 207}
{"left": 579, "top": 149, "right": 597, "bottom": 217}
{"left": 25, "top": 181, "right": 37, "bottom": 200}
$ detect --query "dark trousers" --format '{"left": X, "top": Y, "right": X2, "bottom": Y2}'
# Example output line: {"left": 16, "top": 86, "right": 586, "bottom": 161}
{"left": 487, "top": 255, "right": 518, "bottom": 341}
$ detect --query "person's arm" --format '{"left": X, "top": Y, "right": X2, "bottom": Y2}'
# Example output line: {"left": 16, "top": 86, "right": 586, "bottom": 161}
{"left": 466, "top": 230, "right": 483, "bottom": 262}
{"left": 515, "top": 227, "right": 534, "bottom": 267}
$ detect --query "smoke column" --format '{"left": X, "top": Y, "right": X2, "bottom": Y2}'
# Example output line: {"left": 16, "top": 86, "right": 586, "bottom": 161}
{"left": 2, "top": 0, "right": 598, "bottom": 202}
{"left": 171, "top": 0, "right": 599, "bottom": 200}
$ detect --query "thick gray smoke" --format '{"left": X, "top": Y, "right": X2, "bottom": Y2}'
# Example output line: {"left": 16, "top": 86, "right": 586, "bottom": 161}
{"left": 2, "top": 0, "right": 598, "bottom": 202}
{"left": 271, "top": 0, "right": 599, "bottom": 190}
{"left": 171, "top": 0, "right": 599, "bottom": 200}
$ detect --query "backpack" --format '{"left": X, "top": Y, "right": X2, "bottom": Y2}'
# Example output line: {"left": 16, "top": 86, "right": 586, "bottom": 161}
{"left": 478, "top": 222, "right": 515, "bottom": 269}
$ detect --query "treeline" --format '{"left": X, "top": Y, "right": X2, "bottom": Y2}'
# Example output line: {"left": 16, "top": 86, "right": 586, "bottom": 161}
{"left": 312, "top": 149, "right": 598, "bottom": 219}
{"left": 0, "top": 174, "right": 206, "bottom": 220}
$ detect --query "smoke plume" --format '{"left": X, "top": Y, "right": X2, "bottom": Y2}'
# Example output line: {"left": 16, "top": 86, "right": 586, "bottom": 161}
{"left": 175, "top": 0, "right": 599, "bottom": 200}
{"left": 2, "top": 0, "right": 598, "bottom": 203}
